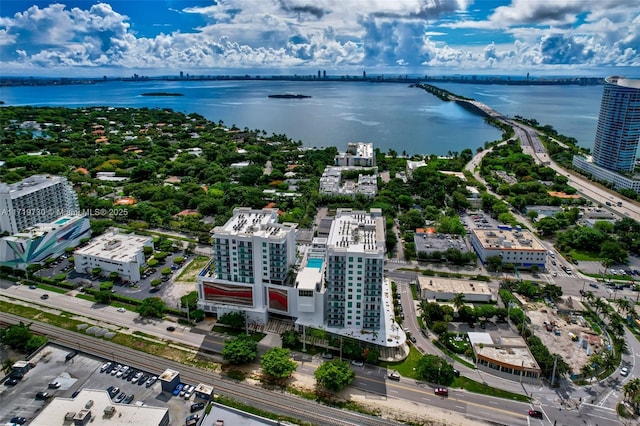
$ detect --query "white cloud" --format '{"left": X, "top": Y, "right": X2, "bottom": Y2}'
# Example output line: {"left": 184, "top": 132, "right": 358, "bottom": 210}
{"left": 0, "top": 0, "right": 637, "bottom": 75}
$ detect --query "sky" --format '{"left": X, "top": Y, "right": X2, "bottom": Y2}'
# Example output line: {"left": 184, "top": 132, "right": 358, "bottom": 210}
{"left": 0, "top": 0, "right": 639, "bottom": 77}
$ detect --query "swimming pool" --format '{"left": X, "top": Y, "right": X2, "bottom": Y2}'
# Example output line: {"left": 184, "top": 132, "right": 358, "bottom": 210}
{"left": 54, "top": 218, "right": 70, "bottom": 225}
{"left": 306, "top": 258, "right": 323, "bottom": 269}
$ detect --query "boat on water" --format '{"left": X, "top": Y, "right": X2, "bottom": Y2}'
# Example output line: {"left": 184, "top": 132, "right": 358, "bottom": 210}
{"left": 268, "top": 94, "right": 311, "bottom": 99}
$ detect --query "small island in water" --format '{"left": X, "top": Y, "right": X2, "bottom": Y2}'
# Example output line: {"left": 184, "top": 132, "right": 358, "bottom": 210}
{"left": 141, "top": 92, "right": 184, "bottom": 96}
{"left": 268, "top": 94, "right": 311, "bottom": 99}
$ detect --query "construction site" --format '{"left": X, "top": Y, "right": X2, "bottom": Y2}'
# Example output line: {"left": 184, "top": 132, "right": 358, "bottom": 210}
{"left": 525, "top": 296, "right": 604, "bottom": 375}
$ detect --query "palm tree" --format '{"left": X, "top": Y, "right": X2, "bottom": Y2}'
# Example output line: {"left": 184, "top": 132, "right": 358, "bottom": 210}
{"left": 592, "top": 298, "right": 607, "bottom": 316}
{"left": 614, "top": 298, "right": 632, "bottom": 315}
{"left": 608, "top": 316, "right": 625, "bottom": 339}
{"left": 623, "top": 378, "right": 640, "bottom": 412}
{"left": 584, "top": 291, "right": 595, "bottom": 303}
{"left": 452, "top": 293, "right": 466, "bottom": 314}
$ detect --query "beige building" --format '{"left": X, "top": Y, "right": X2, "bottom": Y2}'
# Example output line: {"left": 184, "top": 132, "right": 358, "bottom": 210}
{"left": 417, "top": 276, "right": 493, "bottom": 303}
{"left": 468, "top": 332, "right": 541, "bottom": 384}
{"left": 469, "top": 228, "right": 547, "bottom": 269}
{"left": 29, "top": 389, "right": 169, "bottom": 426}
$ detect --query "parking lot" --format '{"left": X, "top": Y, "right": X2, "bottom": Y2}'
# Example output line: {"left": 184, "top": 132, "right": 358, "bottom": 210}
{"left": 1, "top": 345, "right": 202, "bottom": 425}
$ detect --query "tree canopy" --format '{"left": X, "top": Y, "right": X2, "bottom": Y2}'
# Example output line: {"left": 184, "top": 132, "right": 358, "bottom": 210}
{"left": 314, "top": 359, "right": 356, "bottom": 392}
{"left": 261, "top": 347, "right": 297, "bottom": 382}
{"left": 222, "top": 334, "right": 257, "bottom": 365}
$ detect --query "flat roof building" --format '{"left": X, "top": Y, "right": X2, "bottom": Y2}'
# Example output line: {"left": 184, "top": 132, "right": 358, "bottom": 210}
{"left": 334, "top": 142, "right": 375, "bottom": 167}
{"left": 417, "top": 276, "right": 493, "bottom": 303}
{"left": 74, "top": 229, "right": 153, "bottom": 283}
{"left": 469, "top": 227, "right": 546, "bottom": 269}
{"left": 29, "top": 389, "right": 169, "bottom": 426}
{"left": 468, "top": 332, "right": 541, "bottom": 385}
{"left": 0, "top": 175, "right": 79, "bottom": 234}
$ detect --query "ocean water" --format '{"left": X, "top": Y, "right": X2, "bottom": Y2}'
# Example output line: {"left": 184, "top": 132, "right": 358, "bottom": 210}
{"left": 0, "top": 79, "right": 601, "bottom": 156}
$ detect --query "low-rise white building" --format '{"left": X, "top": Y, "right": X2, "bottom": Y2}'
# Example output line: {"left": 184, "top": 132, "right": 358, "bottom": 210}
{"left": 29, "top": 389, "right": 169, "bottom": 426}
{"left": 468, "top": 332, "right": 541, "bottom": 385}
{"left": 469, "top": 227, "right": 546, "bottom": 270}
{"left": 74, "top": 229, "right": 153, "bottom": 283}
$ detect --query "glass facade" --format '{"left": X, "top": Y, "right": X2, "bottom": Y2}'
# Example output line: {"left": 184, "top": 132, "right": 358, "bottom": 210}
{"left": 592, "top": 76, "right": 640, "bottom": 173}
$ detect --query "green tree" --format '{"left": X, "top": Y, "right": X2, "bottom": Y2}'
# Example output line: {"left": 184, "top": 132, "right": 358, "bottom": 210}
{"left": 222, "top": 335, "right": 257, "bottom": 365}
{"left": 280, "top": 330, "right": 300, "bottom": 349}
{"left": 94, "top": 290, "right": 113, "bottom": 304}
{"left": 25, "top": 335, "right": 47, "bottom": 353}
{"left": 415, "top": 354, "right": 455, "bottom": 385}
{"left": 314, "top": 359, "right": 356, "bottom": 392}
{"left": 261, "top": 347, "right": 297, "bottom": 382}
{"left": 218, "top": 311, "right": 246, "bottom": 330}
{"left": 137, "top": 297, "right": 166, "bottom": 318}
{"left": 0, "top": 322, "right": 33, "bottom": 352}
{"left": 451, "top": 293, "right": 466, "bottom": 313}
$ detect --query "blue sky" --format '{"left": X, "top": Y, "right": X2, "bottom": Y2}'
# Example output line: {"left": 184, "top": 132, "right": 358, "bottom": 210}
{"left": 1, "top": 0, "right": 639, "bottom": 77}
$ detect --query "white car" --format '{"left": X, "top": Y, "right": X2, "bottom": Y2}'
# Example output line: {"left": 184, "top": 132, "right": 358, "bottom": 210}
{"left": 145, "top": 376, "right": 157, "bottom": 388}
{"left": 117, "top": 307, "right": 126, "bottom": 313}
{"left": 621, "top": 367, "right": 629, "bottom": 377}
{"left": 184, "top": 387, "right": 194, "bottom": 400}
{"left": 100, "top": 362, "right": 112, "bottom": 373}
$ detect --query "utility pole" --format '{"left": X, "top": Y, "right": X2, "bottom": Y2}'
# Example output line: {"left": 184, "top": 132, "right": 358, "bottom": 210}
{"left": 302, "top": 325, "right": 306, "bottom": 352}
{"left": 551, "top": 355, "right": 558, "bottom": 387}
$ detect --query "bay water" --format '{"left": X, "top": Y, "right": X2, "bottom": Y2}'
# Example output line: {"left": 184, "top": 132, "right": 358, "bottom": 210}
{"left": 0, "top": 79, "right": 601, "bottom": 156}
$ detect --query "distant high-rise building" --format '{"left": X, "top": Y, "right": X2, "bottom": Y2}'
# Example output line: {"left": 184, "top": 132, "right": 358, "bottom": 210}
{"left": 317, "top": 70, "right": 321, "bottom": 79}
{"left": 0, "top": 175, "right": 79, "bottom": 234}
{"left": 363, "top": 70, "right": 366, "bottom": 79}
{"left": 323, "top": 70, "right": 326, "bottom": 79}
{"left": 592, "top": 76, "right": 640, "bottom": 173}
{"left": 180, "top": 71, "right": 184, "bottom": 79}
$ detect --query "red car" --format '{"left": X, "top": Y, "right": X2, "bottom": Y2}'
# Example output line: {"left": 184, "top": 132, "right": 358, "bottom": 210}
{"left": 528, "top": 410, "right": 543, "bottom": 419}
{"left": 434, "top": 388, "right": 448, "bottom": 397}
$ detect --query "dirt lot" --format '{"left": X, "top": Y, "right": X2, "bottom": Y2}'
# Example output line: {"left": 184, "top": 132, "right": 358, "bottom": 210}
{"left": 526, "top": 298, "right": 602, "bottom": 374}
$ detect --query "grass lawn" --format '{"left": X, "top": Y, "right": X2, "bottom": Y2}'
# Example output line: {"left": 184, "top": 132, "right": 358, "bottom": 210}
{"left": 30, "top": 283, "right": 69, "bottom": 294}
{"left": 568, "top": 250, "right": 600, "bottom": 262}
{"left": 176, "top": 255, "right": 210, "bottom": 282}
{"left": 380, "top": 345, "right": 422, "bottom": 379}
{"left": 452, "top": 376, "right": 530, "bottom": 402}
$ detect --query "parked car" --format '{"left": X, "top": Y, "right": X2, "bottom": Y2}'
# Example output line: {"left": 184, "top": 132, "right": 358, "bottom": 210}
{"left": 528, "top": 410, "right": 543, "bottom": 419}
{"left": 114, "top": 392, "right": 127, "bottom": 403}
{"left": 184, "top": 387, "right": 194, "bottom": 400}
{"left": 190, "top": 402, "right": 205, "bottom": 412}
{"left": 166, "top": 326, "right": 176, "bottom": 332}
{"left": 434, "top": 388, "right": 449, "bottom": 396}
{"left": 4, "top": 378, "right": 19, "bottom": 386}
{"left": 48, "top": 381, "right": 61, "bottom": 389}
{"left": 100, "top": 362, "right": 112, "bottom": 373}
{"left": 65, "top": 350, "right": 78, "bottom": 361}
{"left": 409, "top": 335, "right": 417, "bottom": 343}
{"left": 453, "top": 369, "right": 460, "bottom": 378}
{"left": 387, "top": 371, "right": 401, "bottom": 381}
{"left": 180, "top": 384, "right": 190, "bottom": 397}
{"left": 589, "top": 283, "right": 599, "bottom": 289}
{"left": 138, "top": 374, "right": 149, "bottom": 386}
{"left": 621, "top": 367, "right": 629, "bottom": 376}
{"left": 322, "top": 352, "right": 333, "bottom": 360}
{"left": 173, "top": 383, "right": 184, "bottom": 396}
{"left": 185, "top": 414, "right": 200, "bottom": 426}
{"left": 350, "top": 360, "right": 364, "bottom": 367}
{"left": 107, "top": 386, "right": 120, "bottom": 398}
{"left": 145, "top": 376, "right": 158, "bottom": 387}
{"left": 40, "top": 294, "right": 49, "bottom": 299}
{"left": 35, "top": 391, "right": 50, "bottom": 400}
{"left": 124, "top": 394, "right": 135, "bottom": 404}
{"left": 72, "top": 390, "right": 81, "bottom": 398}
{"left": 10, "top": 417, "right": 26, "bottom": 425}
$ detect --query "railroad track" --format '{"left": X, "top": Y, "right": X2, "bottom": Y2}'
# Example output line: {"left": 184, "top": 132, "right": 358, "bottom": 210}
{"left": 0, "top": 312, "right": 398, "bottom": 426}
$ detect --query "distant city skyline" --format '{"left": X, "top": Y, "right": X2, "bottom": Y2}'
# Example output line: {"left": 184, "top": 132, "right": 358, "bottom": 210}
{"left": 1, "top": 0, "right": 639, "bottom": 77}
